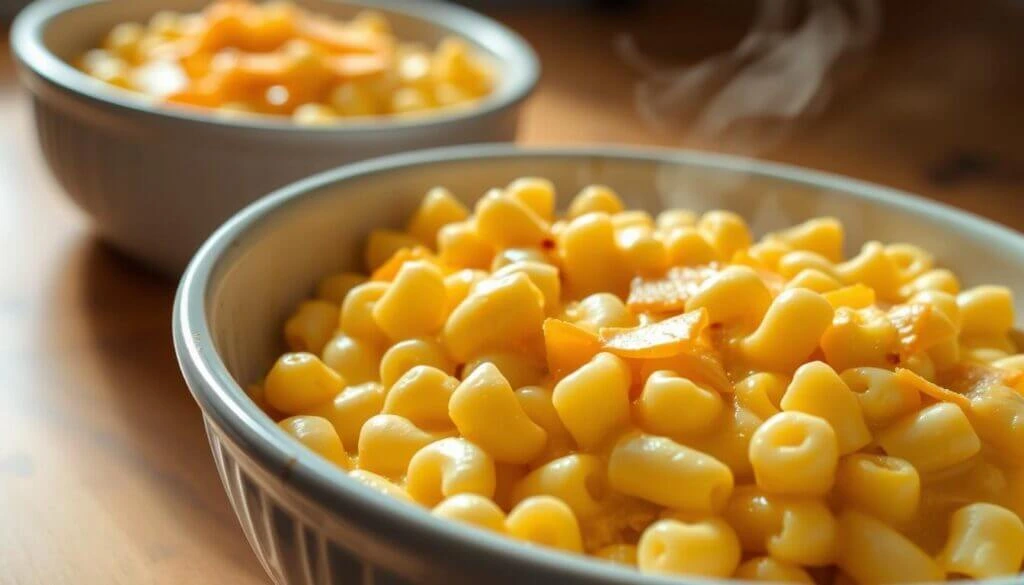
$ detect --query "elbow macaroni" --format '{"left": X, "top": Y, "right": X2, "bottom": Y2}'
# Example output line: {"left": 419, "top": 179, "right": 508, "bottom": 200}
{"left": 505, "top": 495, "right": 584, "bottom": 553}
{"left": 256, "top": 180, "right": 1024, "bottom": 581}
{"left": 405, "top": 437, "right": 496, "bottom": 506}
{"left": 637, "top": 518, "right": 741, "bottom": 578}
{"left": 748, "top": 411, "right": 838, "bottom": 497}
{"left": 939, "top": 502, "right": 1024, "bottom": 579}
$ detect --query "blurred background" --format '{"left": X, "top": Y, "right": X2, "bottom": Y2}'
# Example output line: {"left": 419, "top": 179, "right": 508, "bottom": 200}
{"left": 1, "top": 1, "right": 1022, "bottom": 583}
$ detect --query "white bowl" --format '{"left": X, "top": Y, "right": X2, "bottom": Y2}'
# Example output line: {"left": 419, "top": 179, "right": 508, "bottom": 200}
{"left": 174, "top": 145, "right": 1024, "bottom": 585}
{"left": 12, "top": 0, "right": 538, "bottom": 274}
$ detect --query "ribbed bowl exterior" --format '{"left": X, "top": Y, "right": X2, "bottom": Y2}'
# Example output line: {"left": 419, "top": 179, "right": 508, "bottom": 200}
{"left": 206, "top": 417, "right": 410, "bottom": 585}
{"left": 28, "top": 88, "right": 521, "bottom": 274}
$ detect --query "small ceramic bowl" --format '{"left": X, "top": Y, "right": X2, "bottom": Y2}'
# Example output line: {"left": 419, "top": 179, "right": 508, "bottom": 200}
{"left": 173, "top": 144, "right": 1024, "bottom": 585}
{"left": 12, "top": 0, "right": 538, "bottom": 274}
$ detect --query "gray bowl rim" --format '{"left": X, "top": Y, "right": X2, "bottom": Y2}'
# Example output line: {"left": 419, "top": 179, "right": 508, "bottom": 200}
{"left": 173, "top": 144, "right": 1024, "bottom": 585}
{"left": 11, "top": 0, "right": 540, "bottom": 135}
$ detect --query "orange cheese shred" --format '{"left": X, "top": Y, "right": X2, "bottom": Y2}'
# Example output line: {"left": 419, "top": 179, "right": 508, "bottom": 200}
{"left": 543, "top": 319, "right": 604, "bottom": 380}
{"left": 888, "top": 302, "right": 958, "bottom": 358}
{"left": 896, "top": 367, "right": 971, "bottom": 409}
{"left": 602, "top": 309, "right": 709, "bottom": 359}
{"left": 371, "top": 246, "right": 437, "bottom": 281}
{"left": 627, "top": 265, "right": 719, "bottom": 313}
{"left": 823, "top": 284, "right": 876, "bottom": 310}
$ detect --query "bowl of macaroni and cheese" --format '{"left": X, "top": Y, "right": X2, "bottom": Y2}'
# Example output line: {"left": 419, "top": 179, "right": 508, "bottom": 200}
{"left": 174, "top": 145, "right": 1024, "bottom": 585}
{"left": 11, "top": 0, "right": 537, "bottom": 274}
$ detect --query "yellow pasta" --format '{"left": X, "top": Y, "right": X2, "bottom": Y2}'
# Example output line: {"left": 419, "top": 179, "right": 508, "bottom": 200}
{"left": 448, "top": 363, "right": 547, "bottom": 464}
{"left": 959, "top": 285, "right": 1014, "bottom": 338}
{"left": 748, "top": 411, "right": 838, "bottom": 497}
{"left": 405, "top": 437, "right": 496, "bottom": 506}
{"left": 939, "top": 502, "right": 1024, "bottom": 579}
{"left": 490, "top": 247, "right": 550, "bottom": 272}
{"left": 768, "top": 498, "right": 839, "bottom": 566}
{"left": 569, "top": 292, "right": 636, "bottom": 333}
{"left": 607, "top": 432, "right": 733, "bottom": 513}
{"left": 837, "top": 509, "right": 944, "bottom": 584}
{"left": 635, "top": 370, "right": 724, "bottom": 437}
{"left": 378, "top": 337, "right": 454, "bottom": 388}
{"left": 637, "top": 518, "right": 741, "bottom": 578}
{"left": 381, "top": 365, "right": 457, "bottom": 431}
{"left": 339, "top": 281, "right": 390, "bottom": 346}
{"left": 511, "top": 453, "right": 606, "bottom": 520}
{"left": 308, "top": 381, "right": 384, "bottom": 449}
{"left": 490, "top": 261, "right": 561, "bottom": 315}
{"left": 779, "top": 362, "right": 871, "bottom": 454}
{"left": 684, "top": 265, "right": 771, "bottom": 328}
{"left": 407, "top": 187, "right": 469, "bottom": 245}
{"left": 348, "top": 469, "right": 413, "bottom": 503}
{"left": 321, "top": 334, "right": 381, "bottom": 385}
{"left": 618, "top": 226, "right": 670, "bottom": 277}
{"left": 839, "top": 367, "right": 921, "bottom": 427}
{"left": 283, "top": 300, "right": 339, "bottom": 354}
{"left": 697, "top": 211, "right": 752, "bottom": 260}
{"left": 837, "top": 241, "right": 903, "bottom": 301}
{"left": 438, "top": 221, "right": 494, "bottom": 270}
{"left": 665, "top": 227, "right": 719, "bottom": 266}
{"left": 372, "top": 261, "right": 447, "bottom": 341}
{"left": 474, "top": 190, "right": 551, "bottom": 250}
{"left": 278, "top": 415, "right": 351, "bottom": 469}
{"left": 506, "top": 177, "right": 556, "bottom": 221}
{"left": 733, "top": 373, "right": 787, "bottom": 420}
{"left": 442, "top": 272, "right": 545, "bottom": 362}
{"left": 733, "top": 557, "right": 813, "bottom": 583}
{"left": 966, "top": 384, "right": 1024, "bottom": 464}
{"left": 738, "top": 289, "right": 834, "bottom": 373}
{"left": 356, "top": 413, "right": 443, "bottom": 478}
{"left": 432, "top": 493, "right": 506, "bottom": 533}
{"left": 463, "top": 351, "right": 546, "bottom": 390}
{"left": 876, "top": 402, "right": 981, "bottom": 474}
{"left": 820, "top": 307, "right": 898, "bottom": 371}
{"left": 834, "top": 453, "right": 919, "bottom": 526}
{"left": 81, "top": 2, "right": 494, "bottom": 120}
{"left": 769, "top": 217, "right": 843, "bottom": 262}
{"left": 505, "top": 495, "right": 583, "bottom": 553}
{"left": 552, "top": 352, "right": 631, "bottom": 450}
{"left": 264, "top": 352, "right": 344, "bottom": 414}
{"left": 559, "top": 213, "right": 631, "bottom": 299}
{"left": 255, "top": 180, "right": 1024, "bottom": 581}
{"left": 567, "top": 185, "right": 624, "bottom": 219}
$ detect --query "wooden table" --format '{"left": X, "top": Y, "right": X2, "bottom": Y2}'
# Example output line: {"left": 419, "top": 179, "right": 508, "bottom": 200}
{"left": 2, "top": 2, "right": 1022, "bottom": 583}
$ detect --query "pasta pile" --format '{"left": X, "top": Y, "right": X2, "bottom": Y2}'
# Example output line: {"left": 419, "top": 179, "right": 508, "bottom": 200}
{"left": 78, "top": 1, "right": 493, "bottom": 122}
{"left": 253, "top": 178, "right": 1024, "bottom": 583}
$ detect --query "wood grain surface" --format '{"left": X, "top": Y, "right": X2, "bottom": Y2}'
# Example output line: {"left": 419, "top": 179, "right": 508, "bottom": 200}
{"left": 1, "top": 1, "right": 1022, "bottom": 583}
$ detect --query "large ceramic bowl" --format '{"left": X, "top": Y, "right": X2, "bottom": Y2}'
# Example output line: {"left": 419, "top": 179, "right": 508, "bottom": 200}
{"left": 11, "top": 0, "right": 538, "bottom": 274}
{"left": 173, "top": 145, "right": 1024, "bottom": 585}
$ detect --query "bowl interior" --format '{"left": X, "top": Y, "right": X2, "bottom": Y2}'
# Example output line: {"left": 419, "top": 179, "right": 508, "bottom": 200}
{"left": 43, "top": 0, "right": 499, "bottom": 60}
{"left": 27, "top": 0, "right": 533, "bottom": 126}
{"left": 201, "top": 149, "right": 1024, "bottom": 387}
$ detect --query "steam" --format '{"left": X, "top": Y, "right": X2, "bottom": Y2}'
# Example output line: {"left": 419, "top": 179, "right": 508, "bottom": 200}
{"left": 619, "top": 0, "right": 881, "bottom": 156}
